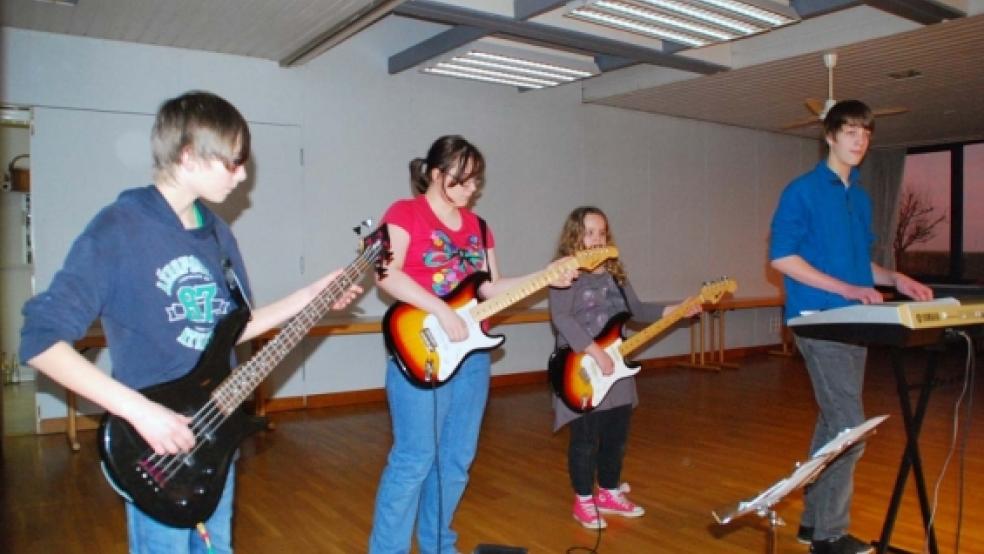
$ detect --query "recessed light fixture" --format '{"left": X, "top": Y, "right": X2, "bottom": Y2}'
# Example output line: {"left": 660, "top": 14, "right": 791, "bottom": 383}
{"left": 31, "top": 0, "right": 79, "bottom": 6}
{"left": 888, "top": 69, "right": 923, "bottom": 80}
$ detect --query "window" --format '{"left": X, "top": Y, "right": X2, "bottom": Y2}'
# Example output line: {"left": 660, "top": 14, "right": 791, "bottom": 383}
{"left": 897, "top": 141, "right": 984, "bottom": 283}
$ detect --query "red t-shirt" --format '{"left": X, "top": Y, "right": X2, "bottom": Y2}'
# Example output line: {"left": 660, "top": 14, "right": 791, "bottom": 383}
{"left": 382, "top": 195, "right": 495, "bottom": 297}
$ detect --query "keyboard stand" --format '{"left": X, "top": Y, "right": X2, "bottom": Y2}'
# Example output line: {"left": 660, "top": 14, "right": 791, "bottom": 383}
{"left": 874, "top": 346, "right": 941, "bottom": 554}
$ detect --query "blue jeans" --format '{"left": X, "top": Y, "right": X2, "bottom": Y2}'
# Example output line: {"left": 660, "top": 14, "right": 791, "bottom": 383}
{"left": 369, "top": 352, "right": 491, "bottom": 554}
{"left": 795, "top": 336, "right": 867, "bottom": 541}
{"left": 126, "top": 465, "right": 235, "bottom": 554}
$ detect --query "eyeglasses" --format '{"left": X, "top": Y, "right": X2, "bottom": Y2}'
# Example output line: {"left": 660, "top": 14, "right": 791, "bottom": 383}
{"left": 445, "top": 172, "right": 482, "bottom": 189}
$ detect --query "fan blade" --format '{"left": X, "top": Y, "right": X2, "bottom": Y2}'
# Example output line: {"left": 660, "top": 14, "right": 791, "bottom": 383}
{"left": 781, "top": 117, "right": 821, "bottom": 131}
{"left": 873, "top": 107, "right": 908, "bottom": 117}
{"left": 805, "top": 98, "right": 825, "bottom": 115}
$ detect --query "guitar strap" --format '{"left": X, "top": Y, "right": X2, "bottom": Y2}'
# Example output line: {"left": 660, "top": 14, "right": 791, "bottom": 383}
{"left": 478, "top": 216, "right": 489, "bottom": 270}
{"left": 206, "top": 214, "right": 251, "bottom": 315}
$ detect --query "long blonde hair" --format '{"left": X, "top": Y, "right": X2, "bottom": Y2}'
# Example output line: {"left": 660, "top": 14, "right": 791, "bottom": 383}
{"left": 555, "top": 206, "right": 626, "bottom": 285}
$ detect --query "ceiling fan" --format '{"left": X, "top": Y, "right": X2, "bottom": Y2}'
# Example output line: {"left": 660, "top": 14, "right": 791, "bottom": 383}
{"left": 781, "top": 52, "right": 909, "bottom": 131}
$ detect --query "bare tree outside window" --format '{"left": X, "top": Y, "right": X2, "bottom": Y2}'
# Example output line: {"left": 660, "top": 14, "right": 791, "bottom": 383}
{"left": 894, "top": 189, "right": 947, "bottom": 272}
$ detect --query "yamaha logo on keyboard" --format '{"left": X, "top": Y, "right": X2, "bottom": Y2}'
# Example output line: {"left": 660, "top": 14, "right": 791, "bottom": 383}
{"left": 915, "top": 313, "right": 941, "bottom": 324}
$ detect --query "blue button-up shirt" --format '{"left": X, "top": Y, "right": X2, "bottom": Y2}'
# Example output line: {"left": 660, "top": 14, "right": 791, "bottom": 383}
{"left": 769, "top": 161, "right": 875, "bottom": 321}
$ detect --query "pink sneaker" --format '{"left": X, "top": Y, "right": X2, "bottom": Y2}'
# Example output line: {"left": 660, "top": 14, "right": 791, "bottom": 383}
{"left": 572, "top": 496, "right": 607, "bottom": 529}
{"left": 595, "top": 484, "right": 645, "bottom": 517}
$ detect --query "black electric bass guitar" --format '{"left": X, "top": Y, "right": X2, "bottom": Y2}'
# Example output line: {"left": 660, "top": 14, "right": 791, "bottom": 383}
{"left": 549, "top": 277, "right": 737, "bottom": 413}
{"left": 383, "top": 247, "right": 619, "bottom": 388}
{"left": 98, "top": 225, "right": 389, "bottom": 528}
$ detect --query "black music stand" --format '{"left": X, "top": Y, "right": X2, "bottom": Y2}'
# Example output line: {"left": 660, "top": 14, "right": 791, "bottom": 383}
{"left": 713, "top": 415, "right": 888, "bottom": 554}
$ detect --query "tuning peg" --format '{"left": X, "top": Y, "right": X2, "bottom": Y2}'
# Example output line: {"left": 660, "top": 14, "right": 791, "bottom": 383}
{"left": 352, "top": 218, "right": 375, "bottom": 236}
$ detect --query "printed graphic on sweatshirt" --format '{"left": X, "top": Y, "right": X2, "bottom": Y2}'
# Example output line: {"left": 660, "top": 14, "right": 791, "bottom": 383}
{"left": 423, "top": 230, "right": 485, "bottom": 296}
{"left": 156, "top": 255, "right": 232, "bottom": 351}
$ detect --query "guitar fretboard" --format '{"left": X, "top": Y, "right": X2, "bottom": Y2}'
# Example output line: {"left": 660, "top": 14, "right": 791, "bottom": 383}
{"left": 468, "top": 247, "right": 617, "bottom": 323}
{"left": 619, "top": 298, "right": 701, "bottom": 356}
{"left": 618, "top": 279, "right": 736, "bottom": 357}
{"left": 211, "top": 241, "right": 382, "bottom": 413}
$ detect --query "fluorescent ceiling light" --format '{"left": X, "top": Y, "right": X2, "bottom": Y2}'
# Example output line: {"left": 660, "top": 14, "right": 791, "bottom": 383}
{"left": 434, "top": 62, "right": 560, "bottom": 87}
{"left": 420, "top": 50, "right": 597, "bottom": 90}
{"left": 593, "top": 0, "right": 737, "bottom": 41}
{"left": 451, "top": 57, "right": 579, "bottom": 81}
{"left": 570, "top": 7, "right": 710, "bottom": 47}
{"left": 696, "top": 0, "right": 796, "bottom": 26}
{"left": 635, "top": 0, "right": 764, "bottom": 34}
{"left": 423, "top": 67, "right": 547, "bottom": 89}
{"left": 567, "top": 0, "right": 797, "bottom": 50}
{"left": 468, "top": 52, "right": 593, "bottom": 78}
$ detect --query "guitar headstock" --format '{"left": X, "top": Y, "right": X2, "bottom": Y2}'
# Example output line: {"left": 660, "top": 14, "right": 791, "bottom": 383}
{"left": 355, "top": 220, "right": 392, "bottom": 280}
{"left": 697, "top": 277, "right": 738, "bottom": 305}
{"left": 572, "top": 246, "right": 619, "bottom": 271}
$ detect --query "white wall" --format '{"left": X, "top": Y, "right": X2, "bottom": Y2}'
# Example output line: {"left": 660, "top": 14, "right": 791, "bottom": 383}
{"left": 1, "top": 22, "right": 818, "bottom": 422}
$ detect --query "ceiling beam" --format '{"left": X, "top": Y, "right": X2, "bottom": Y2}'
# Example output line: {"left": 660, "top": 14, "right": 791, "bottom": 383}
{"left": 389, "top": 26, "right": 489, "bottom": 74}
{"left": 790, "top": 0, "right": 863, "bottom": 18}
{"left": 279, "top": 0, "right": 402, "bottom": 67}
{"left": 390, "top": 0, "right": 569, "bottom": 76}
{"left": 861, "top": 0, "right": 964, "bottom": 24}
{"left": 392, "top": 0, "right": 727, "bottom": 75}
{"left": 594, "top": 55, "right": 636, "bottom": 72}
{"left": 514, "top": 0, "right": 567, "bottom": 20}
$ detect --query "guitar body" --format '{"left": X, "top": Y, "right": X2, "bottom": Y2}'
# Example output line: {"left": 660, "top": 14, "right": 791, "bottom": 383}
{"left": 98, "top": 305, "right": 266, "bottom": 529}
{"left": 548, "top": 312, "right": 641, "bottom": 413}
{"left": 383, "top": 271, "right": 504, "bottom": 387}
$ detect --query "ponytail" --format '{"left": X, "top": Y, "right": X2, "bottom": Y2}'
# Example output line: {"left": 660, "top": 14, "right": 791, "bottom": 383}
{"left": 409, "top": 158, "right": 429, "bottom": 194}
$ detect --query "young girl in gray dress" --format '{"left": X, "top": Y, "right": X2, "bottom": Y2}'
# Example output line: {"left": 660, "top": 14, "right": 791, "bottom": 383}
{"left": 549, "top": 206, "right": 699, "bottom": 529}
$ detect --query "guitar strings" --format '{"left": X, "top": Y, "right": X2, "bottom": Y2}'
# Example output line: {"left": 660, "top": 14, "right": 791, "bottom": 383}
{"left": 138, "top": 246, "right": 379, "bottom": 483}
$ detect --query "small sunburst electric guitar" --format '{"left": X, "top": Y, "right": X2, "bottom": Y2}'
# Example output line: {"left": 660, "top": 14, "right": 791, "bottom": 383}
{"left": 549, "top": 277, "right": 737, "bottom": 413}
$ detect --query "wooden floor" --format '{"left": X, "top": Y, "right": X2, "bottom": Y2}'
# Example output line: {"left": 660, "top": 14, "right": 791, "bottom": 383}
{"left": 2, "top": 348, "right": 982, "bottom": 553}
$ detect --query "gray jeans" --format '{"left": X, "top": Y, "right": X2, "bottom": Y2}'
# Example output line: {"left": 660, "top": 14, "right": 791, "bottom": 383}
{"left": 795, "top": 336, "right": 867, "bottom": 540}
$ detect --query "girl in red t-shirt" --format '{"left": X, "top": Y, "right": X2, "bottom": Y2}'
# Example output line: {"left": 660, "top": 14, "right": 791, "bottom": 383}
{"left": 368, "top": 135, "right": 575, "bottom": 554}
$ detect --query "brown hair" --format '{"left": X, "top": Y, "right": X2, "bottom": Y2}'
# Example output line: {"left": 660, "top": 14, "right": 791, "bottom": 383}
{"left": 556, "top": 206, "right": 626, "bottom": 284}
{"left": 409, "top": 135, "right": 486, "bottom": 195}
{"left": 152, "top": 91, "right": 251, "bottom": 181}
{"left": 822, "top": 99, "right": 874, "bottom": 138}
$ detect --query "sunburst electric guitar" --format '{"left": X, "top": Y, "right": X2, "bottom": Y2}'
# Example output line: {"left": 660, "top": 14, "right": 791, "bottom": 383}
{"left": 98, "top": 224, "right": 389, "bottom": 528}
{"left": 384, "top": 247, "right": 619, "bottom": 387}
{"left": 549, "top": 277, "right": 737, "bottom": 413}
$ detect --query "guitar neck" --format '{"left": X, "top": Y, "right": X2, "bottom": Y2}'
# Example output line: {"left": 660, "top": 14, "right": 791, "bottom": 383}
{"left": 469, "top": 258, "right": 579, "bottom": 322}
{"left": 213, "top": 247, "right": 377, "bottom": 411}
{"left": 618, "top": 297, "right": 701, "bottom": 358}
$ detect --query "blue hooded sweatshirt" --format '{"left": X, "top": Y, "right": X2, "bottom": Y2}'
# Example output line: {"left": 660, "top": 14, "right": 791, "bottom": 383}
{"left": 20, "top": 185, "right": 252, "bottom": 390}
